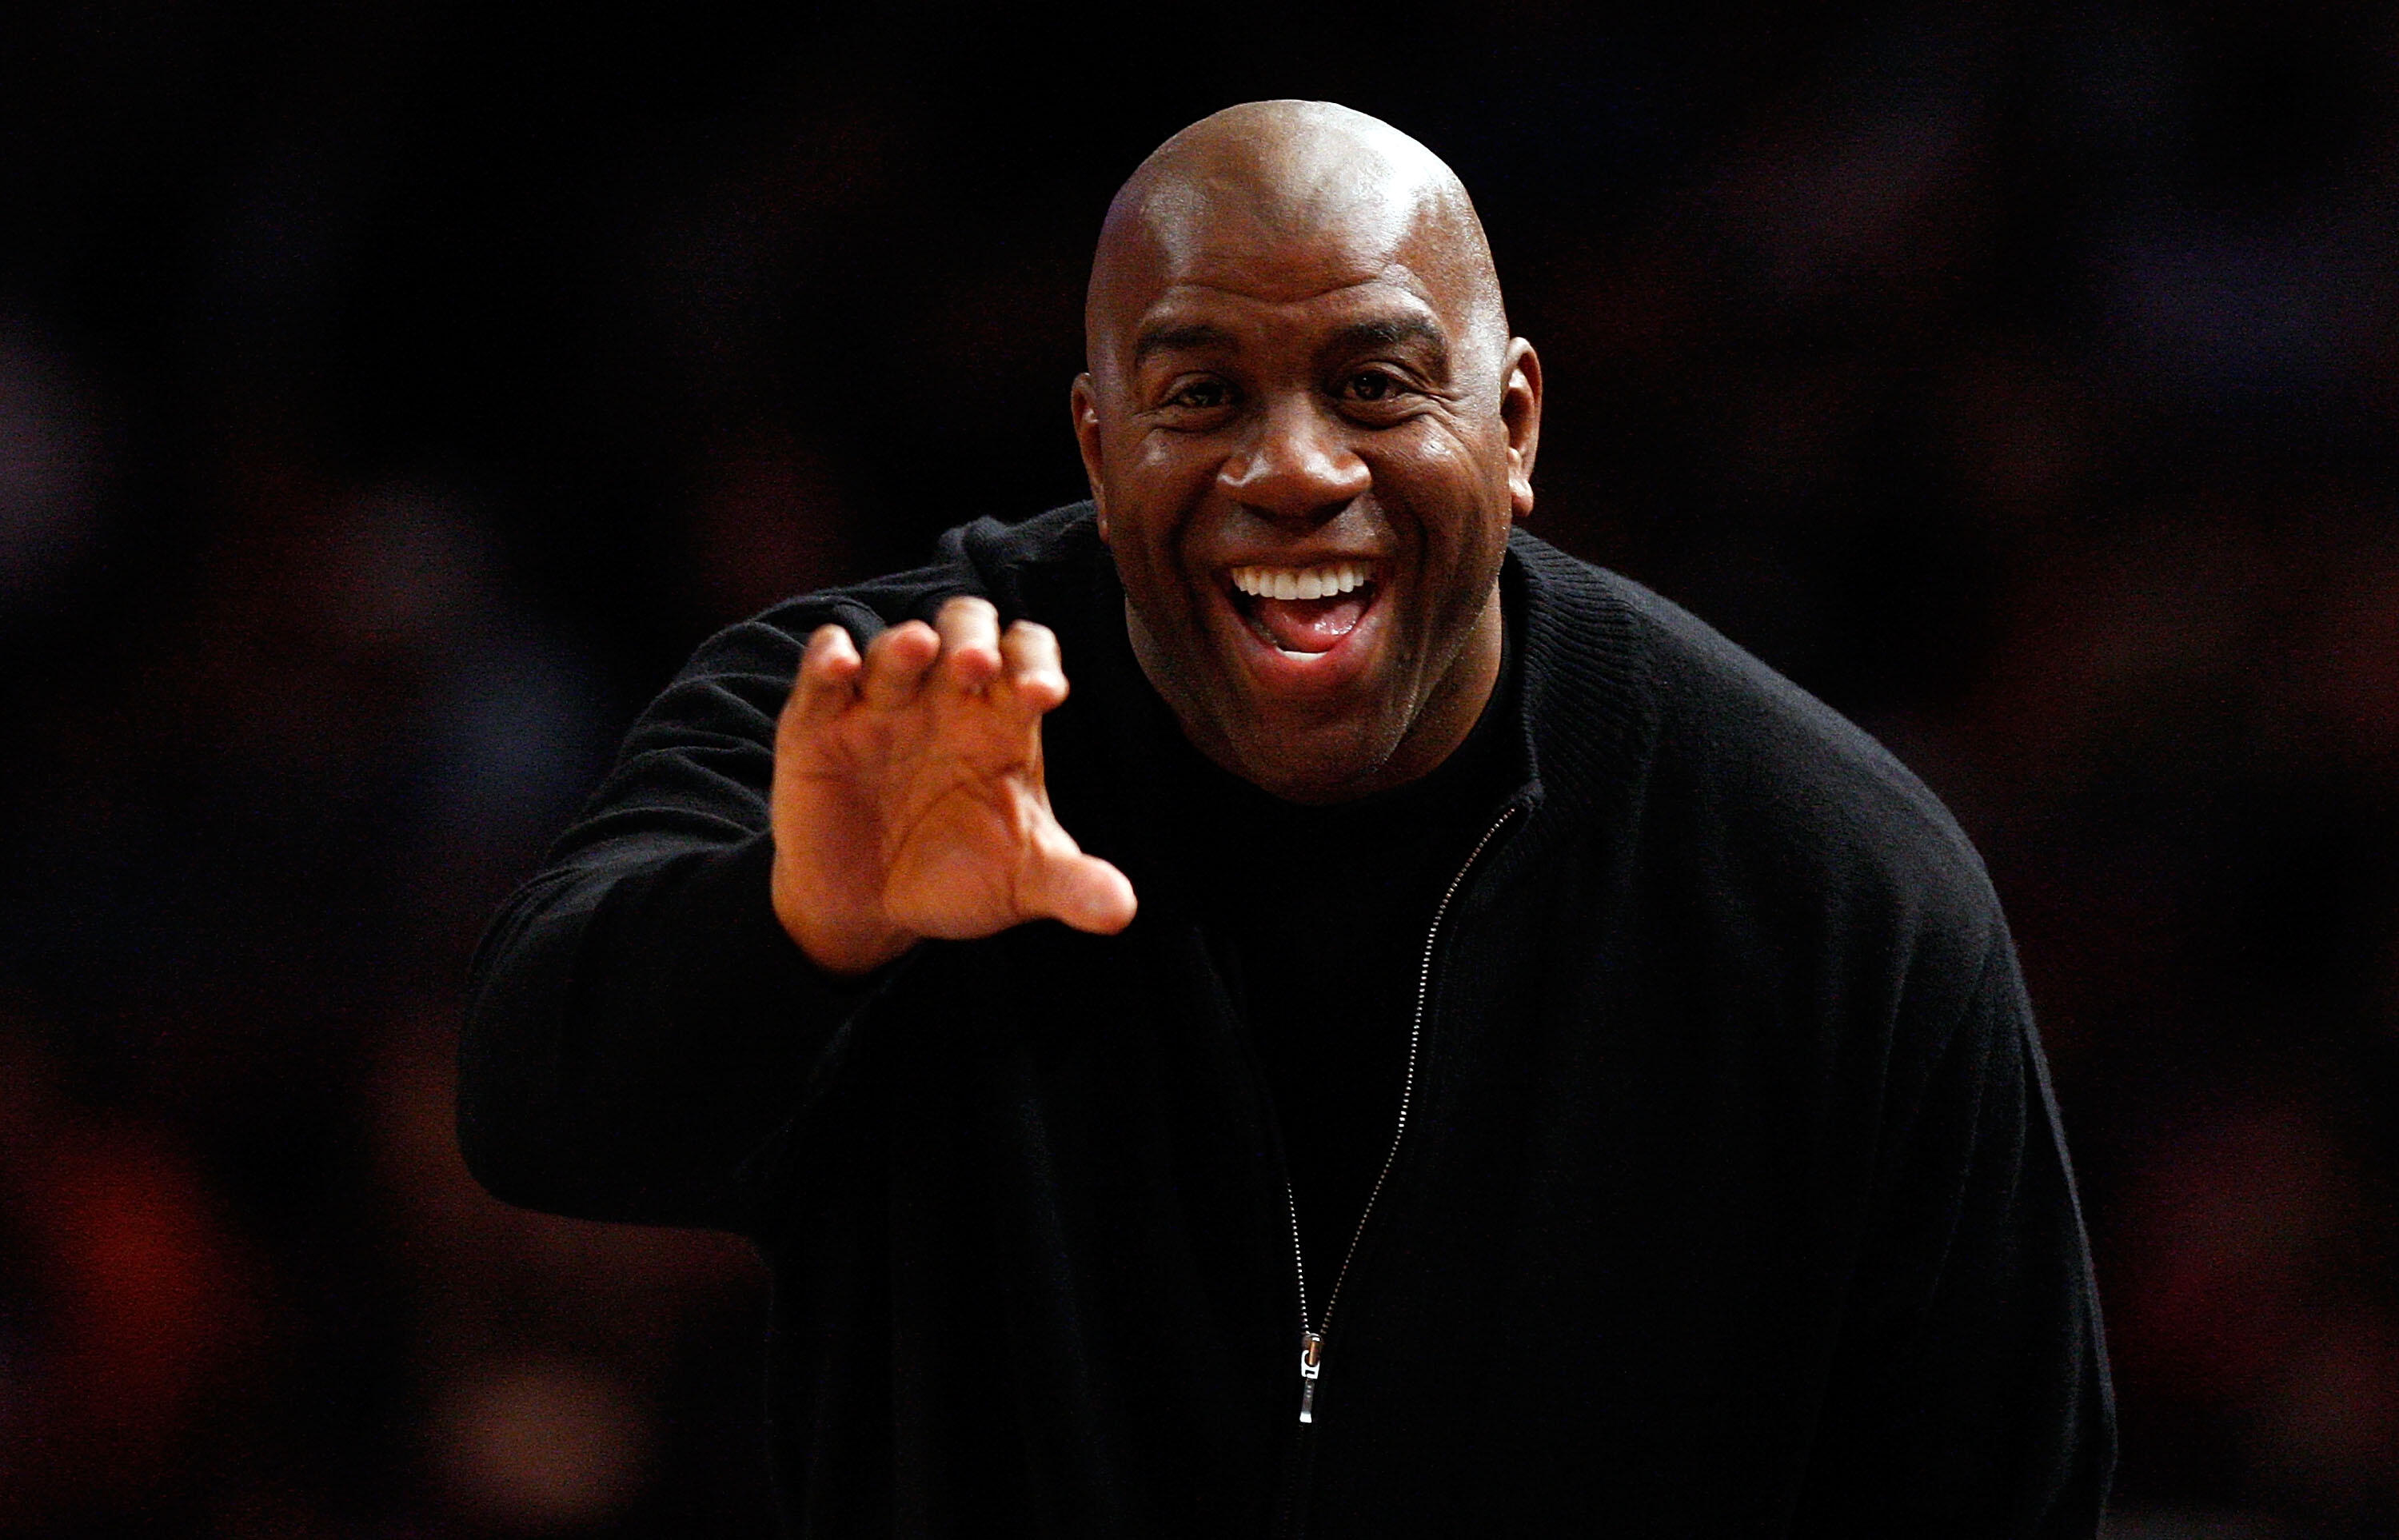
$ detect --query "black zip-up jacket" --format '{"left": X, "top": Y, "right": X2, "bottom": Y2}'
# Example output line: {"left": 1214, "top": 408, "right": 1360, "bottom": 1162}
{"left": 461, "top": 504, "right": 2113, "bottom": 1537}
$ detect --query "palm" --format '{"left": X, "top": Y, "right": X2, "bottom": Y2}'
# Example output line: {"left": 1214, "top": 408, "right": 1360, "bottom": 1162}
{"left": 770, "top": 601, "right": 1136, "bottom": 975}
{"left": 792, "top": 686, "right": 1062, "bottom": 938}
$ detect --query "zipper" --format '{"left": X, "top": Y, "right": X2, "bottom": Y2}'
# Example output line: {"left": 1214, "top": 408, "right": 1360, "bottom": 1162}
{"left": 1286, "top": 800, "right": 1523, "bottom": 1425}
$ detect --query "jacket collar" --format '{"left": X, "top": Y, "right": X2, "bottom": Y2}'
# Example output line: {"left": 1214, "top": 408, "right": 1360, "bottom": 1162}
{"left": 1502, "top": 528, "right": 1659, "bottom": 847}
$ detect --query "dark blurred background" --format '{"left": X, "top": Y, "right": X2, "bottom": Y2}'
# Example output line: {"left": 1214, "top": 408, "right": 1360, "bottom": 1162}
{"left": 4, "top": 2, "right": 2397, "bottom": 1534}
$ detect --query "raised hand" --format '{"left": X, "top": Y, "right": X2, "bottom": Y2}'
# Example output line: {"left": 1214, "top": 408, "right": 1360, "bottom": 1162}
{"left": 768, "top": 595, "right": 1139, "bottom": 977}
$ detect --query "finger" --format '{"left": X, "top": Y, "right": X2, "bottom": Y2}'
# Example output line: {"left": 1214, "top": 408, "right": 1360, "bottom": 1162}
{"left": 860, "top": 620, "right": 940, "bottom": 708}
{"left": 996, "top": 620, "right": 1068, "bottom": 714}
{"left": 786, "top": 624, "right": 862, "bottom": 728}
{"left": 1018, "top": 843, "right": 1138, "bottom": 936}
{"left": 932, "top": 595, "right": 1002, "bottom": 692}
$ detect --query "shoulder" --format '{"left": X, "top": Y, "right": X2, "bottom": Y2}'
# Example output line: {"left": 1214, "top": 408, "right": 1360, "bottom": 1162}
{"left": 613, "top": 502, "right": 1104, "bottom": 770}
{"left": 933, "top": 500, "right": 1104, "bottom": 608}
{"left": 668, "top": 502, "right": 1101, "bottom": 683}
{"left": 738, "top": 500, "right": 1100, "bottom": 646}
{"left": 1512, "top": 533, "right": 2002, "bottom": 957}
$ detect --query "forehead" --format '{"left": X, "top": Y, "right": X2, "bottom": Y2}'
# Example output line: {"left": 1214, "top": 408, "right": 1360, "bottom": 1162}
{"left": 1130, "top": 272, "right": 1446, "bottom": 365}
{"left": 1105, "top": 201, "right": 1463, "bottom": 361}
{"left": 1147, "top": 178, "right": 1421, "bottom": 291}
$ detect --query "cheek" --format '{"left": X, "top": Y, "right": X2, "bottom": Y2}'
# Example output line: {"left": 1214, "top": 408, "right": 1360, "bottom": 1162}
{"left": 1383, "top": 437, "right": 1495, "bottom": 562}
{"left": 1129, "top": 434, "right": 1218, "bottom": 496}
{"left": 1101, "top": 450, "right": 1203, "bottom": 616}
{"left": 1390, "top": 420, "right": 1495, "bottom": 497}
{"left": 1415, "top": 429, "right": 1471, "bottom": 469}
{"left": 1123, "top": 449, "right": 1223, "bottom": 557}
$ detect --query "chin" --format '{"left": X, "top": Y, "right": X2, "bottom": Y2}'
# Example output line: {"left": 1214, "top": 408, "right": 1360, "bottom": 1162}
{"left": 1218, "top": 718, "right": 1401, "bottom": 804}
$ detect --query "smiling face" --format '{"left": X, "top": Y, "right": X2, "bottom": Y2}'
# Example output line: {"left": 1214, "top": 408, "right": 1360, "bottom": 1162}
{"left": 1074, "top": 102, "right": 1542, "bottom": 804}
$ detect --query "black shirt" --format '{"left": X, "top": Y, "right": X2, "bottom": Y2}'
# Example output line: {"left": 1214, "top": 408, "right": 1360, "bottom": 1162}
{"left": 1164, "top": 620, "right": 1522, "bottom": 1317}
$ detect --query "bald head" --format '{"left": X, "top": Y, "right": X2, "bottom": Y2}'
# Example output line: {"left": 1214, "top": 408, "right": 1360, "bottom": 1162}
{"left": 1068, "top": 101, "right": 1540, "bottom": 802}
{"left": 1087, "top": 101, "right": 1507, "bottom": 382}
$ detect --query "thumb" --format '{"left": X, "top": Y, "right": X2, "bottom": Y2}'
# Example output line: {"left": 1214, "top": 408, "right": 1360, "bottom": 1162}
{"left": 1019, "top": 844, "right": 1138, "bottom": 936}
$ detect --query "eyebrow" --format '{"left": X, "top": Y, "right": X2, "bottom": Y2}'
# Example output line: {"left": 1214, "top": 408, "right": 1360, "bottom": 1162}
{"left": 1130, "top": 313, "right": 1453, "bottom": 369}
{"left": 1326, "top": 315, "right": 1450, "bottom": 366}
{"left": 1132, "top": 322, "right": 1237, "bottom": 365}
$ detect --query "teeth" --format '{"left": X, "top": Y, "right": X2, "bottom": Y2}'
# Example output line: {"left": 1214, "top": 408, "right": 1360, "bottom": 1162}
{"left": 1231, "top": 562, "right": 1373, "bottom": 599}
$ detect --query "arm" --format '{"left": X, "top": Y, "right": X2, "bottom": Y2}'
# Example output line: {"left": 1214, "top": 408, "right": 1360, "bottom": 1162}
{"left": 458, "top": 594, "right": 1135, "bottom": 1232}
{"left": 458, "top": 606, "right": 854, "bottom": 1231}
{"left": 1792, "top": 934, "right": 2115, "bottom": 1538}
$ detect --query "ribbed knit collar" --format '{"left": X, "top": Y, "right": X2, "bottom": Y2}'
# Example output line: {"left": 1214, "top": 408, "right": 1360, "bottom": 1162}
{"left": 1500, "top": 527, "right": 1660, "bottom": 848}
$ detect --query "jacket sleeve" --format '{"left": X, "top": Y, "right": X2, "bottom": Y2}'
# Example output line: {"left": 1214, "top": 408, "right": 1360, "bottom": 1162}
{"left": 457, "top": 604, "right": 893, "bottom": 1234}
{"left": 1792, "top": 930, "right": 2116, "bottom": 1538}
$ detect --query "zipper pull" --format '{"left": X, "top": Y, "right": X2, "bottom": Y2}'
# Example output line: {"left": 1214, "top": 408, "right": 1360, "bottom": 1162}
{"left": 1297, "top": 1331, "right": 1324, "bottom": 1424}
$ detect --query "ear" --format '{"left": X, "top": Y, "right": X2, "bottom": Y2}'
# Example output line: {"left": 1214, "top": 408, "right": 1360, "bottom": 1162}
{"left": 1499, "top": 340, "right": 1543, "bottom": 521}
{"left": 1071, "top": 373, "right": 1109, "bottom": 542}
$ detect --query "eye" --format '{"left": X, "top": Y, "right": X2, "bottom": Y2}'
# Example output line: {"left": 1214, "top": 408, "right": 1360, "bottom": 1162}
{"left": 1339, "top": 370, "right": 1405, "bottom": 404}
{"left": 1166, "top": 378, "right": 1232, "bottom": 410}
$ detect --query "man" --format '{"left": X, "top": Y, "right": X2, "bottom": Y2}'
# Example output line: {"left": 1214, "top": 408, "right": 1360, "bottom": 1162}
{"left": 461, "top": 101, "right": 2113, "bottom": 1535}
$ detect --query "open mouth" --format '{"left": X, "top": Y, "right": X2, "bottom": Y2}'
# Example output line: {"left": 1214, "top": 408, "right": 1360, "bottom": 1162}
{"left": 1226, "top": 561, "right": 1379, "bottom": 658}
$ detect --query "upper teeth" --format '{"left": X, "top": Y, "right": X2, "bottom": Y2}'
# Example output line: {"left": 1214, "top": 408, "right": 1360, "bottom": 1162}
{"left": 1231, "top": 563, "right": 1372, "bottom": 601}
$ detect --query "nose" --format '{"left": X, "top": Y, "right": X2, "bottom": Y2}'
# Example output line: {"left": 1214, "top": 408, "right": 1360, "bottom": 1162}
{"left": 1218, "top": 394, "right": 1369, "bottom": 525}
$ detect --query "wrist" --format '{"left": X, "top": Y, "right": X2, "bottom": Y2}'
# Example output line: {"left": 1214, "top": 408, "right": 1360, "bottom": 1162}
{"left": 770, "top": 863, "right": 916, "bottom": 979}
